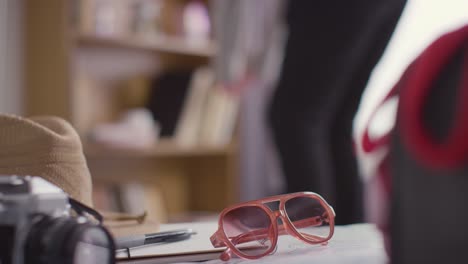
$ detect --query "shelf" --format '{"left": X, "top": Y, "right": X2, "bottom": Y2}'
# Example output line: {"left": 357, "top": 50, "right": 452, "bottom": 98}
{"left": 84, "top": 139, "right": 236, "bottom": 159}
{"left": 75, "top": 33, "right": 217, "bottom": 58}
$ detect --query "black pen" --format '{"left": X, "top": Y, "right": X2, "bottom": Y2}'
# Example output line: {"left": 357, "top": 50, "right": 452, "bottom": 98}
{"left": 115, "top": 228, "right": 196, "bottom": 250}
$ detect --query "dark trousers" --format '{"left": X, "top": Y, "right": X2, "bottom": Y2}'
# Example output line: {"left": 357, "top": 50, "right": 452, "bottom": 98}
{"left": 268, "top": 0, "right": 407, "bottom": 224}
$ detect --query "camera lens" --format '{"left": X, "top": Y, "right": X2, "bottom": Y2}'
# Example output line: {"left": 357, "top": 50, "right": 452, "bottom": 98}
{"left": 24, "top": 215, "right": 115, "bottom": 264}
{"left": 70, "top": 223, "right": 114, "bottom": 264}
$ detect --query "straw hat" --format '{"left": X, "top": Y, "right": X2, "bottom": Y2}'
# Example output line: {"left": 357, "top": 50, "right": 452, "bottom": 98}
{"left": 0, "top": 114, "right": 93, "bottom": 206}
{"left": 0, "top": 114, "right": 158, "bottom": 236}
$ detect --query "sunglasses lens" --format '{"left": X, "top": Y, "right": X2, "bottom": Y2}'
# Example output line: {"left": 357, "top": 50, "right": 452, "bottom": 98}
{"left": 222, "top": 206, "right": 273, "bottom": 257}
{"left": 285, "top": 196, "right": 331, "bottom": 243}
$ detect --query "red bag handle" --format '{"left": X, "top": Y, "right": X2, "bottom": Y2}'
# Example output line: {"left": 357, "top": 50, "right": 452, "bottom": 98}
{"left": 399, "top": 25, "right": 468, "bottom": 168}
{"left": 361, "top": 86, "right": 398, "bottom": 153}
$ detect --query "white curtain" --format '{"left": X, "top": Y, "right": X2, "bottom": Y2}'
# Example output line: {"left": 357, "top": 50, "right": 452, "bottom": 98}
{"left": 0, "top": 0, "right": 23, "bottom": 115}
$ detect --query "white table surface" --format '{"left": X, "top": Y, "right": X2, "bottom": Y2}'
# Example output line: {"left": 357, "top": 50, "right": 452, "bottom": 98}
{"left": 165, "top": 223, "right": 387, "bottom": 264}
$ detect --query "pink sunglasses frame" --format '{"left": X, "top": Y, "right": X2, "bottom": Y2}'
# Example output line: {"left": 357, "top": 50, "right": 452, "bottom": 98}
{"left": 210, "top": 192, "right": 336, "bottom": 261}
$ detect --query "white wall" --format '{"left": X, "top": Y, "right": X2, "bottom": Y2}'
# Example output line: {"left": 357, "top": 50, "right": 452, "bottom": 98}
{"left": 0, "top": 0, "right": 23, "bottom": 115}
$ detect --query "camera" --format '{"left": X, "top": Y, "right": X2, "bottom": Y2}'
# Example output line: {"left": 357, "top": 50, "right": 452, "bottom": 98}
{"left": 0, "top": 175, "right": 115, "bottom": 264}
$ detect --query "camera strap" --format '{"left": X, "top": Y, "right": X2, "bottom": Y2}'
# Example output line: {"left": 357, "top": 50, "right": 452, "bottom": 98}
{"left": 69, "top": 197, "right": 104, "bottom": 223}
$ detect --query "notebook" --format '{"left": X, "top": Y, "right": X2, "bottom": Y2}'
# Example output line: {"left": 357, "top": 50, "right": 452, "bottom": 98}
{"left": 116, "top": 222, "right": 387, "bottom": 264}
{"left": 116, "top": 221, "right": 225, "bottom": 264}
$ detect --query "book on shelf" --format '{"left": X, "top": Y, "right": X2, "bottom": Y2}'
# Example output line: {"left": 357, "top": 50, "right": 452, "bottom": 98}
{"left": 73, "top": 0, "right": 211, "bottom": 44}
{"left": 174, "top": 67, "right": 215, "bottom": 147}
{"left": 147, "top": 66, "right": 239, "bottom": 148}
{"left": 174, "top": 67, "right": 239, "bottom": 147}
{"left": 198, "top": 85, "right": 239, "bottom": 147}
{"left": 74, "top": 0, "right": 162, "bottom": 37}
{"left": 146, "top": 69, "right": 193, "bottom": 137}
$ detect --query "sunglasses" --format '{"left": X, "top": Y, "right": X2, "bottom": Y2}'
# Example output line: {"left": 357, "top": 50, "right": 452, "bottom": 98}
{"left": 210, "top": 192, "right": 335, "bottom": 261}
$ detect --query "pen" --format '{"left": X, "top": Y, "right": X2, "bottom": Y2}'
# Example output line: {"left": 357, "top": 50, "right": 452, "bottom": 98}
{"left": 115, "top": 228, "right": 196, "bottom": 250}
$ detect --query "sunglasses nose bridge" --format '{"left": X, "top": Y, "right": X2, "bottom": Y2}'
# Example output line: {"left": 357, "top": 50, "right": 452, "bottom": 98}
{"left": 273, "top": 210, "right": 283, "bottom": 220}
{"left": 274, "top": 210, "right": 289, "bottom": 226}
{"left": 277, "top": 206, "right": 288, "bottom": 219}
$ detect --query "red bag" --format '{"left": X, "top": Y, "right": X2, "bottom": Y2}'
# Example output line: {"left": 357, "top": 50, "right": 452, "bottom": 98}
{"left": 360, "top": 24, "right": 468, "bottom": 263}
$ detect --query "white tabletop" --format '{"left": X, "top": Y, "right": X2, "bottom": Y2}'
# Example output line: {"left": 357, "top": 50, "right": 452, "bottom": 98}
{"left": 118, "top": 222, "right": 387, "bottom": 264}
{"left": 197, "top": 224, "right": 387, "bottom": 264}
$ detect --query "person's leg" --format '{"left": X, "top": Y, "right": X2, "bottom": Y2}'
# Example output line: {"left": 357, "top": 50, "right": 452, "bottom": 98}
{"left": 269, "top": 88, "right": 335, "bottom": 199}
{"left": 330, "top": 0, "right": 407, "bottom": 224}
{"left": 268, "top": 28, "right": 338, "bottom": 204}
{"left": 330, "top": 82, "right": 364, "bottom": 224}
{"left": 268, "top": 0, "right": 407, "bottom": 224}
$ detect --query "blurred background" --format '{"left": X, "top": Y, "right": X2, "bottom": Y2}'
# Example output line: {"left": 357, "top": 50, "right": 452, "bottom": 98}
{"left": 0, "top": 0, "right": 467, "bottom": 225}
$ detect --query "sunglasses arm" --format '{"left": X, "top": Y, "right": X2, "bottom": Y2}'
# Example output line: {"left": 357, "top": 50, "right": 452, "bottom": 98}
{"left": 210, "top": 232, "right": 226, "bottom": 248}
{"left": 215, "top": 216, "right": 325, "bottom": 247}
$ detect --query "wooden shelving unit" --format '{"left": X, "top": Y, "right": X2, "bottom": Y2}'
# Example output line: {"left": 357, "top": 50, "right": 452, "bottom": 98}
{"left": 84, "top": 139, "right": 236, "bottom": 159}
{"left": 24, "top": 0, "right": 239, "bottom": 223}
{"left": 76, "top": 33, "right": 217, "bottom": 57}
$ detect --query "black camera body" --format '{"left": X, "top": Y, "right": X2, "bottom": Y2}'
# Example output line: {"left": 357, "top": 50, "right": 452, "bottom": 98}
{"left": 0, "top": 175, "right": 115, "bottom": 264}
